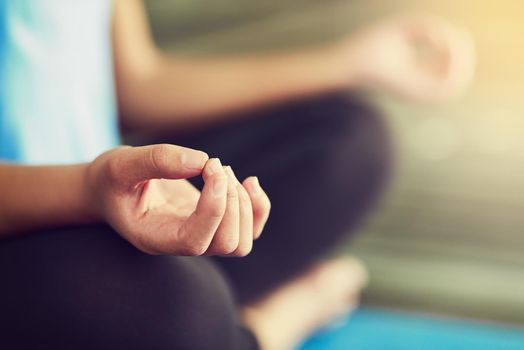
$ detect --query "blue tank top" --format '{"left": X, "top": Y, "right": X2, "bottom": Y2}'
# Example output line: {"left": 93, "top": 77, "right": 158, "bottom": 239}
{"left": 0, "top": 0, "right": 120, "bottom": 164}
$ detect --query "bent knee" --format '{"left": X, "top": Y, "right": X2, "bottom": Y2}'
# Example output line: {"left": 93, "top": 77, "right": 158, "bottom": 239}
{"left": 0, "top": 228, "right": 245, "bottom": 350}
{"left": 326, "top": 94, "right": 392, "bottom": 174}
{"left": 296, "top": 93, "right": 393, "bottom": 193}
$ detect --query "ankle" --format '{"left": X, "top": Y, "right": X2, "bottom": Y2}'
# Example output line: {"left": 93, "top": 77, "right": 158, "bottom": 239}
{"left": 244, "top": 302, "right": 305, "bottom": 350}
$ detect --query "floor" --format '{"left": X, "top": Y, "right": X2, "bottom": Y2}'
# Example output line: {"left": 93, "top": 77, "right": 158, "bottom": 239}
{"left": 299, "top": 307, "right": 524, "bottom": 350}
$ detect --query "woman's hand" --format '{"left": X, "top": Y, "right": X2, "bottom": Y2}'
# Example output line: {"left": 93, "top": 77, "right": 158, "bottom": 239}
{"left": 85, "top": 144, "right": 270, "bottom": 256}
{"left": 342, "top": 14, "right": 476, "bottom": 102}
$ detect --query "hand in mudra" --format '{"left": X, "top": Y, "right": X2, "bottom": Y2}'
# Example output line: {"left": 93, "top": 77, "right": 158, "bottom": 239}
{"left": 344, "top": 14, "right": 475, "bottom": 102}
{"left": 86, "top": 144, "right": 270, "bottom": 256}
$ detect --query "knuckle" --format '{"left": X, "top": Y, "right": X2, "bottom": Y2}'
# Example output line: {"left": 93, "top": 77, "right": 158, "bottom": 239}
{"left": 238, "top": 188, "right": 252, "bottom": 206}
{"left": 205, "top": 204, "right": 226, "bottom": 219}
{"left": 177, "top": 229, "right": 209, "bottom": 256}
{"left": 264, "top": 197, "right": 272, "bottom": 211}
{"left": 261, "top": 197, "right": 272, "bottom": 214}
{"left": 254, "top": 195, "right": 271, "bottom": 212}
{"left": 215, "top": 237, "right": 239, "bottom": 255}
{"left": 226, "top": 194, "right": 239, "bottom": 208}
{"left": 232, "top": 249, "right": 251, "bottom": 258}
{"left": 180, "top": 243, "right": 208, "bottom": 256}
{"left": 149, "top": 144, "right": 172, "bottom": 173}
{"left": 232, "top": 243, "right": 253, "bottom": 257}
{"left": 253, "top": 229, "right": 264, "bottom": 240}
{"left": 227, "top": 187, "right": 239, "bottom": 200}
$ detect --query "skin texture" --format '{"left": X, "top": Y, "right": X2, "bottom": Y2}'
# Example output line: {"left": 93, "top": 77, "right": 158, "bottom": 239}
{"left": 85, "top": 144, "right": 270, "bottom": 256}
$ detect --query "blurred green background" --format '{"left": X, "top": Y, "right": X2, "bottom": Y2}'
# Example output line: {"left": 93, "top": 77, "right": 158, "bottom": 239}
{"left": 144, "top": 0, "right": 524, "bottom": 325}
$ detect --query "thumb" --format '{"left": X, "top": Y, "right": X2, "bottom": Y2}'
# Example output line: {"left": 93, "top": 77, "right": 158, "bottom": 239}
{"left": 116, "top": 144, "right": 209, "bottom": 185}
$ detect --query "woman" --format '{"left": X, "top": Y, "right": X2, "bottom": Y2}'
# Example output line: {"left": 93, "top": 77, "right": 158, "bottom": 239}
{"left": 0, "top": 0, "right": 474, "bottom": 349}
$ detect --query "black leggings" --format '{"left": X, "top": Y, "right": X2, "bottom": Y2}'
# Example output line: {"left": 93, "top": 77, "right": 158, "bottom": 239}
{"left": 0, "top": 93, "right": 391, "bottom": 350}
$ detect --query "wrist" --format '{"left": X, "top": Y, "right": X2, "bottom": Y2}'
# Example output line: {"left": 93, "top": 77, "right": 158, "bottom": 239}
{"left": 78, "top": 162, "right": 104, "bottom": 224}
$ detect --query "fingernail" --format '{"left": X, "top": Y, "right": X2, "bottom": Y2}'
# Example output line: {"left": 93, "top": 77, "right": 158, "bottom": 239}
{"left": 183, "top": 151, "right": 208, "bottom": 170}
{"left": 213, "top": 176, "right": 228, "bottom": 198}
{"left": 250, "top": 177, "right": 261, "bottom": 195}
{"left": 207, "top": 158, "right": 223, "bottom": 175}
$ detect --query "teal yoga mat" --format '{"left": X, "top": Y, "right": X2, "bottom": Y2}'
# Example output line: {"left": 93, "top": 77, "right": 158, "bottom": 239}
{"left": 299, "top": 308, "right": 524, "bottom": 350}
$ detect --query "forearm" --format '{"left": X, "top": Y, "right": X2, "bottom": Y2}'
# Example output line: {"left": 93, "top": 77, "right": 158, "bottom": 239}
{"left": 113, "top": 0, "right": 357, "bottom": 129}
{"left": 118, "top": 43, "right": 354, "bottom": 128}
{"left": 0, "top": 163, "right": 97, "bottom": 237}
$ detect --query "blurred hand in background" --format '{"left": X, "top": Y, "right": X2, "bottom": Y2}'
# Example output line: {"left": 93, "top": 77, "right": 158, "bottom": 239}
{"left": 342, "top": 14, "right": 475, "bottom": 102}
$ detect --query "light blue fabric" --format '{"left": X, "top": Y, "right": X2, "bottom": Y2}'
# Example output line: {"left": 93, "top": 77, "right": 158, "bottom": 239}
{"left": 299, "top": 307, "right": 524, "bottom": 350}
{"left": 0, "top": 0, "right": 120, "bottom": 164}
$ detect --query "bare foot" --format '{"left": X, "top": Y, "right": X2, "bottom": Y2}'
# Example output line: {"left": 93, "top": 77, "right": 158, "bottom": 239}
{"left": 242, "top": 256, "right": 368, "bottom": 350}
